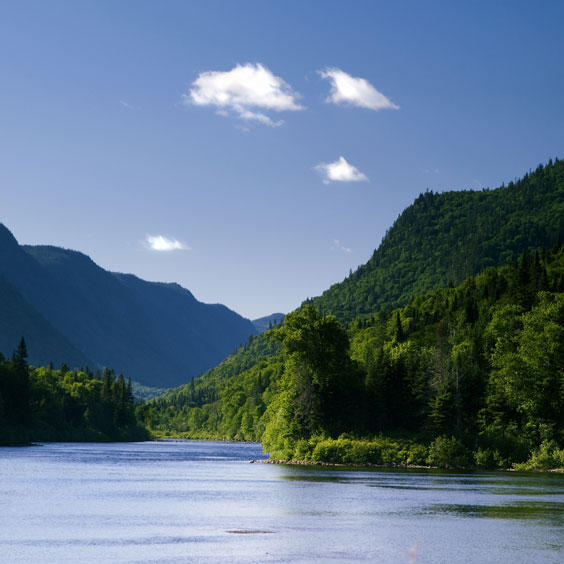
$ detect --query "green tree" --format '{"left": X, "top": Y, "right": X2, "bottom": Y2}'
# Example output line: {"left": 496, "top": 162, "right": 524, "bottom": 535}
{"left": 10, "top": 337, "right": 30, "bottom": 426}
{"left": 262, "top": 305, "right": 361, "bottom": 456}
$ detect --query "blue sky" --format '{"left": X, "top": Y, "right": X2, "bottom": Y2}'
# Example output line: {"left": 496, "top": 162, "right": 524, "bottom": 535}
{"left": 1, "top": 0, "right": 563, "bottom": 319}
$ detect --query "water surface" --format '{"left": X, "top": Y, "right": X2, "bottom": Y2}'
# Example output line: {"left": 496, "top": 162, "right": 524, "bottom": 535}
{"left": 1, "top": 441, "right": 563, "bottom": 563}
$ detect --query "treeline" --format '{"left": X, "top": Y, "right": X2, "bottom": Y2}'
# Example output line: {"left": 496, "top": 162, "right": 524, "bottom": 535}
{"left": 262, "top": 245, "right": 564, "bottom": 469}
{"left": 145, "top": 245, "right": 564, "bottom": 469}
{"left": 139, "top": 329, "right": 281, "bottom": 439}
{"left": 143, "top": 160, "right": 564, "bottom": 468}
{"left": 310, "top": 158, "right": 564, "bottom": 321}
{"left": 0, "top": 339, "right": 149, "bottom": 445}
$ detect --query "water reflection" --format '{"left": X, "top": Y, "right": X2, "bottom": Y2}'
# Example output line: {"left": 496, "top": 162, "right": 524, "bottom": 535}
{"left": 427, "top": 501, "right": 564, "bottom": 523}
{"left": 1, "top": 442, "right": 564, "bottom": 564}
{"left": 277, "top": 464, "right": 564, "bottom": 495}
{"left": 272, "top": 462, "right": 564, "bottom": 532}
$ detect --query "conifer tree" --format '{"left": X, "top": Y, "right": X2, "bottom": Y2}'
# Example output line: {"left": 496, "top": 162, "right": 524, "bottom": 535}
{"left": 11, "top": 337, "right": 30, "bottom": 426}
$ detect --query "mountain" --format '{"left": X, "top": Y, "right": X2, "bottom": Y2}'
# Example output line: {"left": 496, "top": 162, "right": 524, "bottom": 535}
{"left": 0, "top": 275, "right": 93, "bottom": 368}
{"left": 310, "top": 159, "right": 564, "bottom": 321}
{"left": 0, "top": 225, "right": 92, "bottom": 368}
{"left": 0, "top": 225, "right": 257, "bottom": 388}
{"left": 145, "top": 234, "right": 564, "bottom": 469}
{"left": 167, "top": 159, "right": 564, "bottom": 391}
{"left": 252, "top": 313, "right": 285, "bottom": 333}
{"left": 145, "top": 159, "right": 564, "bottom": 455}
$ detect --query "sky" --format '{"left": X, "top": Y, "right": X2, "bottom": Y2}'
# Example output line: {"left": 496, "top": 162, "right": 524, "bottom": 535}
{"left": 1, "top": 0, "right": 563, "bottom": 319}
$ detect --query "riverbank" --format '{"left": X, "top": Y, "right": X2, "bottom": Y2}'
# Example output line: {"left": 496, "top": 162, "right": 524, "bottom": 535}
{"left": 156, "top": 436, "right": 253, "bottom": 443}
{"left": 250, "top": 458, "right": 434, "bottom": 470}
{"left": 1, "top": 424, "right": 151, "bottom": 447}
{"left": 153, "top": 432, "right": 564, "bottom": 472}
{"left": 258, "top": 435, "right": 564, "bottom": 472}
{"left": 251, "top": 457, "right": 564, "bottom": 473}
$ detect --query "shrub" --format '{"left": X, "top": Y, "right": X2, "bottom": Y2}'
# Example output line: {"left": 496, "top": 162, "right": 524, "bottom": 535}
{"left": 427, "top": 436, "right": 471, "bottom": 468}
{"left": 293, "top": 439, "right": 311, "bottom": 461}
{"left": 407, "top": 443, "right": 428, "bottom": 466}
{"left": 513, "top": 440, "right": 564, "bottom": 471}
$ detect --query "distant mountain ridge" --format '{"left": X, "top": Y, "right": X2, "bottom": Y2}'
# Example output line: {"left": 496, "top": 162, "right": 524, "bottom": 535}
{"left": 252, "top": 313, "right": 285, "bottom": 333}
{"left": 0, "top": 224, "right": 257, "bottom": 388}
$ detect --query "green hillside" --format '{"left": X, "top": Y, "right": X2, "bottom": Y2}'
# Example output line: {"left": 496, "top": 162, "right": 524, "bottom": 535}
{"left": 145, "top": 159, "right": 564, "bottom": 469}
{"left": 142, "top": 329, "right": 281, "bottom": 438}
{"left": 148, "top": 158, "right": 564, "bottom": 410}
{"left": 145, "top": 245, "right": 564, "bottom": 469}
{"left": 310, "top": 159, "right": 564, "bottom": 321}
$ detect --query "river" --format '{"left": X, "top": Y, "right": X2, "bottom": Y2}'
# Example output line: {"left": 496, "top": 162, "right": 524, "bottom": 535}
{"left": 1, "top": 441, "right": 563, "bottom": 563}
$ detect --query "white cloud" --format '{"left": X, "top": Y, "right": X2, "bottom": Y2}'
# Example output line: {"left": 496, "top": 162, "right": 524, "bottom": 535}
{"left": 238, "top": 109, "right": 283, "bottom": 127}
{"left": 315, "top": 156, "right": 368, "bottom": 184}
{"left": 424, "top": 168, "right": 440, "bottom": 175}
{"left": 145, "top": 235, "right": 190, "bottom": 252}
{"left": 330, "top": 239, "right": 352, "bottom": 254}
{"left": 184, "top": 63, "right": 304, "bottom": 126}
{"left": 318, "top": 68, "right": 399, "bottom": 111}
{"left": 120, "top": 100, "right": 140, "bottom": 111}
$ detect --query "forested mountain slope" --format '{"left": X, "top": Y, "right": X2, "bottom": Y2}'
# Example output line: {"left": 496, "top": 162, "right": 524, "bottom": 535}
{"left": 145, "top": 245, "right": 564, "bottom": 469}
{"left": 150, "top": 159, "right": 564, "bottom": 410}
{"left": 145, "top": 329, "right": 281, "bottom": 432}
{"left": 0, "top": 225, "right": 257, "bottom": 388}
{"left": 310, "top": 159, "right": 564, "bottom": 321}
{"left": 0, "top": 226, "right": 94, "bottom": 368}
{"left": 0, "top": 276, "right": 93, "bottom": 369}
{"left": 145, "top": 159, "right": 564, "bottom": 469}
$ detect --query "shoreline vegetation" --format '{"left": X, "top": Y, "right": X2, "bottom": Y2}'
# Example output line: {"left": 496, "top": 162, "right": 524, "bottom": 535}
{"left": 152, "top": 433, "right": 564, "bottom": 473}
{"left": 0, "top": 339, "right": 150, "bottom": 446}
{"left": 250, "top": 458, "right": 564, "bottom": 473}
{"left": 144, "top": 241, "right": 564, "bottom": 473}
{"left": 5, "top": 428, "right": 563, "bottom": 474}
{"left": 5, "top": 433, "right": 563, "bottom": 474}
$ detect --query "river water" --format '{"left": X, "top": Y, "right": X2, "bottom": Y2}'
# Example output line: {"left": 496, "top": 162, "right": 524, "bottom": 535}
{"left": 1, "top": 441, "right": 563, "bottom": 563}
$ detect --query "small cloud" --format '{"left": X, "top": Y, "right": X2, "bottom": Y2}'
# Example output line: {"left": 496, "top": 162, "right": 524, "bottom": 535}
{"left": 318, "top": 68, "right": 399, "bottom": 111}
{"left": 235, "top": 123, "right": 252, "bottom": 133}
{"left": 120, "top": 100, "right": 141, "bottom": 111}
{"left": 424, "top": 168, "right": 440, "bottom": 175}
{"left": 330, "top": 239, "right": 352, "bottom": 253}
{"left": 184, "top": 63, "right": 304, "bottom": 127}
{"left": 315, "top": 156, "right": 368, "bottom": 184}
{"left": 145, "top": 235, "right": 190, "bottom": 252}
{"left": 238, "top": 108, "right": 283, "bottom": 127}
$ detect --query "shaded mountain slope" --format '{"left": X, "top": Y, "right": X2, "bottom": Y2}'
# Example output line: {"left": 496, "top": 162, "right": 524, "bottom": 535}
{"left": 0, "top": 226, "right": 257, "bottom": 388}
{"left": 0, "top": 275, "right": 93, "bottom": 368}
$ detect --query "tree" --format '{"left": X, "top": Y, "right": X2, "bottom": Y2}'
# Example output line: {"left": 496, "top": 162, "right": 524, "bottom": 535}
{"left": 507, "top": 293, "right": 564, "bottom": 443}
{"left": 12, "top": 337, "right": 28, "bottom": 367}
{"left": 10, "top": 337, "right": 30, "bottom": 426}
{"left": 262, "top": 305, "right": 361, "bottom": 456}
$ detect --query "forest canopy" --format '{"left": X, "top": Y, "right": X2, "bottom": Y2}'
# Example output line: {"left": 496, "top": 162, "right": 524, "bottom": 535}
{"left": 0, "top": 339, "right": 149, "bottom": 445}
{"left": 145, "top": 245, "right": 564, "bottom": 470}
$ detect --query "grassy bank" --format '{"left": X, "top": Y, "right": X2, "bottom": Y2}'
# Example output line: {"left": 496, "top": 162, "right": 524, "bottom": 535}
{"left": 264, "top": 434, "right": 564, "bottom": 471}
